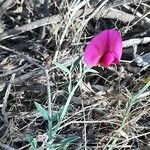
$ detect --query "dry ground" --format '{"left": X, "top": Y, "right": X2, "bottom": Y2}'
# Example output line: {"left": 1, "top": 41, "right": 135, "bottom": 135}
{"left": 0, "top": 0, "right": 150, "bottom": 150}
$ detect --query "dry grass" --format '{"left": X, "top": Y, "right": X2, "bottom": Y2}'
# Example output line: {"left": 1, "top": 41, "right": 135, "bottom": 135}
{"left": 0, "top": 0, "right": 150, "bottom": 149}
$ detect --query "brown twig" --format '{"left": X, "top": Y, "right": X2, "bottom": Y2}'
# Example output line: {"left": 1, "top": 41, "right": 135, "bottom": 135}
{"left": 0, "top": 15, "right": 62, "bottom": 41}
{"left": 123, "top": 37, "right": 150, "bottom": 47}
{"left": 0, "top": 63, "right": 31, "bottom": 78}
{"left": 2, "top": 73, "right": 15, "bottom": 119}
{"left": 0, "top": 0, "right": 14, "bottom": 18}
{"left": 0, "top": 45, "right": 45, "bottom": 69}
{"left": 0, "top": 0, "right": 149, "bottom": 41}
{"left": 0, "top": 142, "right": 16, "bottom": 150}
{"left": 111, "top": 0, "right": 148, "bottom": 7}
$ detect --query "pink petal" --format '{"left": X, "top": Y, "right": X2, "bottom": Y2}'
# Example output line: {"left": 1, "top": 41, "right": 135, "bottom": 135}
{"left": 113, "top": 57, "right": 119, "bottom": 64}
{"left": 84, "top": 32, "right": 108, "bottom": 66}
{"left": 101, "top": 52, "right": 115, "bottom": 68}
{"left": 84, "top": 42, "right": 102, "bottom": 66}
{"left": 105, "top": 29, "right": 122, "bottom": 62}
{"left": 83, "top": 29, "right": 122, "bottom": 67}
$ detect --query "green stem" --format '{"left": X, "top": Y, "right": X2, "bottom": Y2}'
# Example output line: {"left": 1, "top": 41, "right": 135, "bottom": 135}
{"left": 108, "top": 82, "right": 150, "bottom": 150}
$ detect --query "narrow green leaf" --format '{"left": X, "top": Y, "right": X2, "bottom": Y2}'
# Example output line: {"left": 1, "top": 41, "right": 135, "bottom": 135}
{"left": 26, "top": 135, "right": 33, "bottom": 143}
{"left": 34, "top": 102, "right": 50, "bottom": 121}
{"left": 26, "top": 135, "right": 38, "bottom": 149}
{"left": 60, "top": 136, "right": 80, "bottom": 145}
{"left": 54, "top": 62, "right": 70, "bottom": 74}
{"left": 52, "top": 106, "right": 64, "bottom": 122}
{"left": 70, "top": 56, "right": 82, "bottom": 72}
{"left": 52, "top": 136, "right": 80, "bottom": 150}
{"left": 132, "top": 81, "right": 150, "bottom": 103}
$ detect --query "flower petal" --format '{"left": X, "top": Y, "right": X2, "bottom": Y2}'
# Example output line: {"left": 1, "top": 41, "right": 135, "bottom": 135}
{"left": 84, "top": 43, "right": 102, "bottom": 66}
{"left": 83, "top": 29, "right": 122, "bottom": 67}
{"left": 106, "top": 29, "right": 122, "bottom": 61}
{"left": 101, "top": 52, "right": 115, "bottom": 68}
{"left": 84, "top": 31, "right": 108, "bottom": 66}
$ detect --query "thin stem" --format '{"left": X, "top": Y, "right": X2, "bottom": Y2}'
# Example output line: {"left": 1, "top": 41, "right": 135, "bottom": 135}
{"left": 45, "top": 69, "right": 52, "bottom": 140}
{"left": 108, "top": 81, "right": 150, "bottom": 150}
{"left": 53, "top": 74, "right": 84, "bottom": 137}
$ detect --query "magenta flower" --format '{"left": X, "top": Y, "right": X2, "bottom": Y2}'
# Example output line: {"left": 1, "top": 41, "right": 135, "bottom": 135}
{"left": 84, "top": 29, "right": 122, "bottom": 68}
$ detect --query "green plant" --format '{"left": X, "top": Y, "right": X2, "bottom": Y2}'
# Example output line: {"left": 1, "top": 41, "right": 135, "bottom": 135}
{"left": 107, "top": 81, "right": 150, "bottom": 150}
{"left": 27, "top": 57, "right": 98, "bottom": 150}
